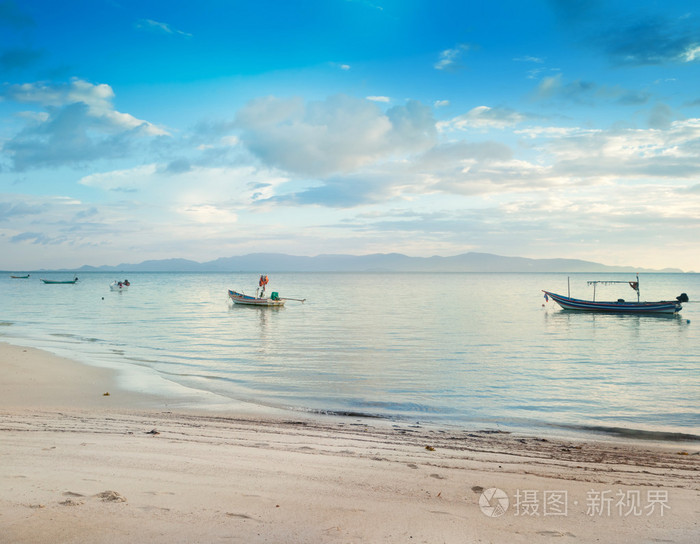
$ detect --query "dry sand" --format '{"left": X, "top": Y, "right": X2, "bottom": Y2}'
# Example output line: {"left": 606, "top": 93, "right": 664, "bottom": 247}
{"left": 1, "top": 342, "right": 698, "bottom": 543}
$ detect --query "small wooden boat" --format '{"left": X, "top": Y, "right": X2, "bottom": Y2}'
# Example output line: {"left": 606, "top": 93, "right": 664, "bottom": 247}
{"left": 110, "top": 279, "right": 130, "bottom": 291}
{"left": 543, "top": 275, "right": 687, "bottom": 314}
{"left": 229, "top": 289, "right": 286, "bottom": 307}
{"left": 542, "top": 291, "right": 685, "bottom": 314}
{"left": 10, "top": 274, "right": 30, "bottom": 279}
{"left": 41, "top": 276, "right": 79, "bottom": 284}
{"left": 229, "top": 274, "right": 305, "bottom": 307}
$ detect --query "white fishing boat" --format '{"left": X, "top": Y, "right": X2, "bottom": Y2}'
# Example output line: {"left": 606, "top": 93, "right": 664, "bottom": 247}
{"left": 110, "top": 279, "right": 130, "bottom": 291}
{"left": 228, "top": 275, "right": 304, "bottom": 307}
{"left": 228, "top": 289, "right": 286, "bottom": 307}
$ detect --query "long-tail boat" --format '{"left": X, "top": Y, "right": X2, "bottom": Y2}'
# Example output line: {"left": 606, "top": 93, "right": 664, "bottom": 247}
{"left": 543, "top": 275, "right": 687, "bottom": 314}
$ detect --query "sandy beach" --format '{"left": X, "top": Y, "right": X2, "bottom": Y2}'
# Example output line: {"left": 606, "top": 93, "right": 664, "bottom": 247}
{"left": 1, "top": 342, "right": 698, "bottom": 543}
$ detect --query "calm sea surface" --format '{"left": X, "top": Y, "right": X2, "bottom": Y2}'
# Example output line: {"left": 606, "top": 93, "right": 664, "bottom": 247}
{"left": 2, "top": 272, "right": 698, "bottom": 440}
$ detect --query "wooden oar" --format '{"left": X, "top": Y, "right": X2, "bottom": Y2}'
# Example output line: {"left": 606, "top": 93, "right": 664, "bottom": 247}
{"left": 281, "top": 297, "right": 306, "bottom": 303}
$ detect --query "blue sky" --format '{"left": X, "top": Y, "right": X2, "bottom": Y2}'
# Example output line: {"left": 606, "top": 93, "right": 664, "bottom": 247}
{"left": 1, "top": 0, "right": 699, "bottom": 271}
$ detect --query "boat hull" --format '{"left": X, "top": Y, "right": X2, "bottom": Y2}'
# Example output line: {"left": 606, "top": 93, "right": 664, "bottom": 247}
{"left": 228, "top": 289, "right": 285, "bottom": 307}
{"left": 41, "top": 279, "right": 78, "bottom": 284}
{"left": 543, "top": 291, "right": 681, "bottom": 314}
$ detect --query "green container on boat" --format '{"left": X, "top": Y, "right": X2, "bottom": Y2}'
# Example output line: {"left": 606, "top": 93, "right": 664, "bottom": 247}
{"left": 271, "top": 292, "right": 279, "bottom": 300}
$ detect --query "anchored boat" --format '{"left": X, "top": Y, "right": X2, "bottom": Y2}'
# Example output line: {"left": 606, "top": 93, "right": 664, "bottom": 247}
{"left": 228, "top": 274, "right": 305, "bottom": 307}
{"left": 110, "top": 279, "right": 130, "bottom": 291}
{"left": 41, "top": 276, "right": 79, "bottom": 284}
{"left": 543, "top": 275, "right": 687, "bottom": 314}
{"left": 228, "top": 289, "right": 286, "bottom": 307}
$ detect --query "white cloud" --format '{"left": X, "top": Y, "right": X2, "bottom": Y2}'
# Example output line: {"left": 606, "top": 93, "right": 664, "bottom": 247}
{"left": 3, "top": 78, "right": 167, "bottom": 136}
{"left": 515, "top": 126, "right": 583, "bottom": 139}
{"left": 80, "top": 164, "right": 290, "bottom": 210}
{"left": 1, "top": 79, "right": 168, "bottom": 170}
{"left": 235, "top": 95, "right": 437, "bottom": 177}
{"left": 542, "top": 119, "right": 700, "bottom": 169}
{"left": 79, "top": 164, "right": 158, "bottom": 192}
{"left": 537, "top": 74, "right": 563, "bottom": 98}
{"left": 366, "top": 95, "right": 390, "bottom": 102}
{"left": 219, "top": 135, "right": 240, "bottom": 147}
{"left": 514, "top": 56, "right": 544, "bottom": 63}
{"left": 274, "top": 113, "right": 700, "bottom": 212}
{"left": 134, "top": 19, "right": 192, "bottom": 38}
{"left": 438, "top": 106, "right": 527, "bottom": 131}
{"left": 177, "top": 204, "right": 238, "bottom": 224}
{"left": 681, "top": 44, "right": 700, "bottom": 62}
{"left": 434, "top": 44, "right": 470, "bottom": 71}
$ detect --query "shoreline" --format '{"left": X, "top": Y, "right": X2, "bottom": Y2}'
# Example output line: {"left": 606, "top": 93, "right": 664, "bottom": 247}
{"left": 3, "top": 336, "right": 698, "bottom": 445}
{"left": 1, "top": 342, "right": 699, "bottom": 543}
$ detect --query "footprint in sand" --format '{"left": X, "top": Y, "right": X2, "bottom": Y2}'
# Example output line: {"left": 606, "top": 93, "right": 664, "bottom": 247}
{"left": 143, "top": 491, "right": 176, "bottom": 496}
{"left": 59, "top": 491, "right": 86, "bottom": 506}
{"left": 226, "top": 512, "right": 257, "bottom": 520}
{"left": 63, "top": 491, "right": 85, "bottom": 497}
{"left": 536, "top": 531, "right": 576, "bottom": 538}
{"left": 59, "top": 499, "right": 84, "bottom": 506}
{"left": 95, "top": 490, "right": 127, "bottom": 503}
{"left": 138, "top": 505, "right": 171, "bottom": 513}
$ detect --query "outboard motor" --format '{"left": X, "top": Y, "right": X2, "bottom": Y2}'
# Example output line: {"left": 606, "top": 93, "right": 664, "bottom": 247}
{"left": 676, "top": 293, "right": 689, "bottom": 303}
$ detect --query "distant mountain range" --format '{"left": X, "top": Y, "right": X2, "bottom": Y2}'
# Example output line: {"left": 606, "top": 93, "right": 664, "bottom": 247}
{"left": 73, "top": 252, "right": 686, "bottom": 273}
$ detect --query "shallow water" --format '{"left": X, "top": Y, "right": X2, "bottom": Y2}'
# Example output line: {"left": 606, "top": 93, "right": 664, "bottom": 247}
{"left": 2, "top": 271, "right": 698, "bottom": 440}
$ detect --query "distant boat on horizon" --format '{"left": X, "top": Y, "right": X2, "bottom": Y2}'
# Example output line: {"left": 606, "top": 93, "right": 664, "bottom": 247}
{"left": 41, "top": 276, "right": 79, "bottom": 284}
{"left": 110, "top": 279, "right": 130, "bottom": 291}
{"left": 10, "top": 274, "right": 30, "bottom": 279}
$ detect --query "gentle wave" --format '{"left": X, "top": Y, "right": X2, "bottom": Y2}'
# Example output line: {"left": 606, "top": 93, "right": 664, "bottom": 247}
{"left": 555, "top": 424, "right": 700, "bottom": 442}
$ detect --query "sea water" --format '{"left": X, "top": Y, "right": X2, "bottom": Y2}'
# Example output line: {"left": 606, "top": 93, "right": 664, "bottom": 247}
{"left": 2, "top": 271, "right": 698, "bottom": 440}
